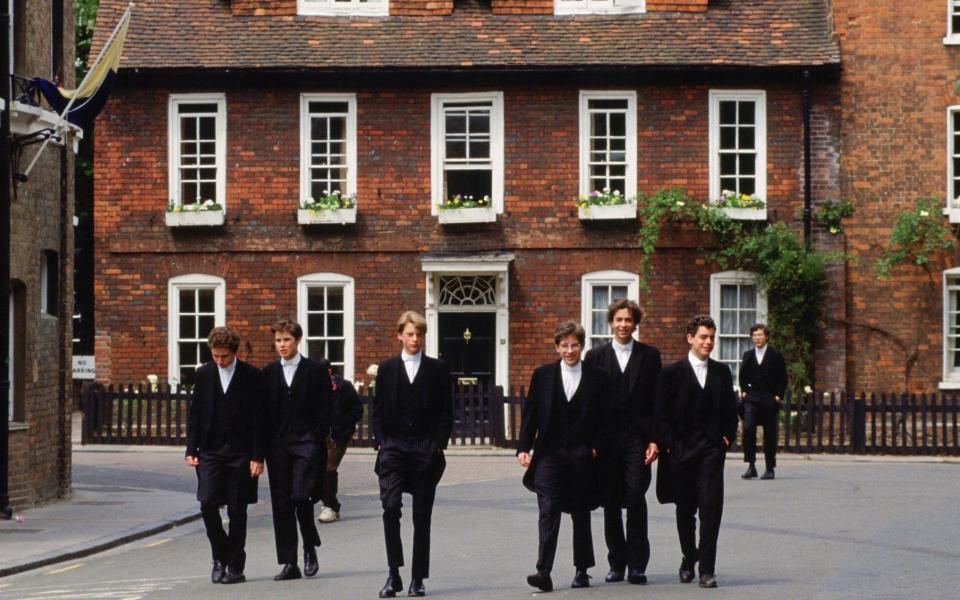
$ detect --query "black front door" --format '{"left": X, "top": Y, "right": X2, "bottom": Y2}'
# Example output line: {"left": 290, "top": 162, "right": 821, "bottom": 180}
{"left": 438, "top": 312, "right": 496, "bottom": 387}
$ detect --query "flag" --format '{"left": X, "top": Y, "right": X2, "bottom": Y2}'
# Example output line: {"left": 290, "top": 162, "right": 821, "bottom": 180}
{"left": 33, "top": 6, "right": 131, "bottom": 130}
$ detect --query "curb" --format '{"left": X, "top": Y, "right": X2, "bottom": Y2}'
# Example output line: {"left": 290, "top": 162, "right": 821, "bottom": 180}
{"left": 0, "top": 509, "right": 201, "bottom": 579}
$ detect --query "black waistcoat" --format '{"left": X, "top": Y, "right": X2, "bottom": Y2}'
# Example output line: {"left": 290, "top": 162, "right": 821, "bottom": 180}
{"left": 396, "top": 366, "right": 430, "bottom": 438}
{"left": 682, "top": 368, "right": 715, "bottom": 446}
{"left": 208, "top": 376, "right": 230, "bottom": 450}
{"left": 548, "top": 373, "right": 585, "bottom": 448}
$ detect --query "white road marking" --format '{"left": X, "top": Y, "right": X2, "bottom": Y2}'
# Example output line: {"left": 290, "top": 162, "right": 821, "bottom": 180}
{"left": 45, "top": 563, "right": 84, "bottom": 575}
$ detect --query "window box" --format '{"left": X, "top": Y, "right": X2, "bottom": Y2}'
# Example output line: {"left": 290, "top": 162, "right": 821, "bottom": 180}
{"left": 438, "top": 206, "right": 497, "bottom": 224}
{"left": 718, "top": 207, "right": 767, "bottom": 221}
{"left": 578, "top": 202, "right": 637, "bottom": 221}
{"left": 165, "top": 208, "right": 225, "bottom": 227}
{"left": 298, "top": 207, "right": 357, "bottom": 225}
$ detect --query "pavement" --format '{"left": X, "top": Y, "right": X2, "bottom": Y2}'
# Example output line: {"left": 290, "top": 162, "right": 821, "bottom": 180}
{"left": 0, "top": 413, "right": 959, "bottom": 598}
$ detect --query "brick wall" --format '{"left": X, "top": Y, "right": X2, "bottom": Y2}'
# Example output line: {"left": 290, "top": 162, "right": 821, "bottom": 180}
{"left": 392, "top": 0, "right": 454, "bottom": 16}
{"left": 646, "top": 0, "right": 708, "bottom": 12}
{"left": 231, "top": 1, "right": 296, "bottom": 16}
{"left": 94, "top": 75, "right": 842, "bottom": 391}
{"left": 831, "top": 0, "right": 960, "bottom": 392}
{"left": 6, "top": 0, "right": 75, "bottom": 510}
{"left": 490, "top": 0, "right": 552, "bottom": 15}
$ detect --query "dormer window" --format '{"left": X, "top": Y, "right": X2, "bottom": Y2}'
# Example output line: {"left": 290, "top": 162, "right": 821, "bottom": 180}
{"left": 555, "top": 0, "right": 645, "bottom": 16}
{"left": 298, "top": 0, "right": 389, "bottom": 16}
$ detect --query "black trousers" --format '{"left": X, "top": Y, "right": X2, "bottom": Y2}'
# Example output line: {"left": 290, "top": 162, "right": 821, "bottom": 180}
{"left": 201, "top": 503, "right": 248, "bottom": 570}
{"left": 267, "top": 441, "right": 324, "bottom": 565}
{"left": 602, "top": 438, "right": 651, "bottom": 573}
{"left": 742, "top": 395, "right": 778, "bottom": 469}
{"left": 377, "top": 436, "right": 445, "bottom": 579}
{"left": 322, "top": 437, "right": 350, "bottom": 513}
{"left": 534, "top": 445, "right": 596, "bottom": 573}
{"left": 674, "top": 438, "right": 726, "bottom": 576}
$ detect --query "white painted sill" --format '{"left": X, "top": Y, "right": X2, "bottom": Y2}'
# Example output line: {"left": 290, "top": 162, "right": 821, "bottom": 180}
{"left": 437, "top": 206, "right": 497, "bottom": 224}
{"left": 165, "top": 210, "right": 225, "bottom": 227}
{"left": 298, "top": 207, "right": 357, "bottom": 225}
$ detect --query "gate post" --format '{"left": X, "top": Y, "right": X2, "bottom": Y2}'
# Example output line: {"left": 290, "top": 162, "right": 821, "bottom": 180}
{"left": 851, "top": 395, "right": 867, "bottom": 453}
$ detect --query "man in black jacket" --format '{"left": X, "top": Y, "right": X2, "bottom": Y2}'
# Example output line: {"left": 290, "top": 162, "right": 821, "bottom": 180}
{"left": 263, "top": 319, "right": 332, "bottom": 581}
{"left": 518, "top": 321, "right": 611, "bottom": 592}
{"left": 371, "top": 311, "right": 453, "bottom": 598}
{"left": 185, "top": 326, "right": 266, "bottom": 585}
{"left": 318, "top": 368, "right": 363, "bottom": 523}
{"left": 654, "top": 315, "right": 738, "bottom": 589}
{"left": 583, "top": 299, "right": 661, "bottom": 585}
{"left": 738, "top": 323, "right": 788, "bottom": 480}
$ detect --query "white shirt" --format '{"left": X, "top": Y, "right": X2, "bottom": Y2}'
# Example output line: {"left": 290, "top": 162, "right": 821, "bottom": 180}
{"left": 402, "top": 350, "right": 422, "bottom": 383}
{"left": 560, "top": 361, "right": 582, "bottom": 401}
{"left": 688, "top": 352, "right": 708, "bottom": 388}
{"left": 281, "top": 353, "right": 301, "bottom": 387}
{"left": 218, "top": 358, "right": 237, "bottom": 393}
{"left": 612, "top": 339, "right": 634, "bottom": 373}
{"left": 755, "top": 344, "right": 767, "bottom": 365}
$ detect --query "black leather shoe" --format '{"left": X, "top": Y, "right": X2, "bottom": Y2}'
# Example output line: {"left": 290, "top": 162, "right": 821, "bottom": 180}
{"left": 761, "top": 468, "right": 775, "bottom": 480}
{"left": 274, "top": 563, "right": 302, "bottom": 581}
{"left": 571, "top": 569, "right": 591, "bottom": 589}
{"left": 679, "top": 559, "right": 696, "bottom": 583}
{"left": 221, "top": 567, "right": 246, "bottom": 584}
{"left": 407, "top": 578, "right": 425, "bottom": 597}
{"left": 699, "top": 574, "right": 718, "bottom": 588}
{"left": 627, "top": 568, "right": 647, "bottom": 584}
{"left": 526, "top": 570, "right": 553, "bottom": 592}
{"left": 304, "top": 546, "right": 318, "bottom": 577}
{"left": 379, "top": 574, "right": 403, "bottom": 598}
{"left": 211, "top": 560, "right": 225, "bottom": 583}
{"left": 742, "top": 464, "right": 758, "bottom": 479}
{"left": 605, "top": 568, "right": 624, "bottom": 582}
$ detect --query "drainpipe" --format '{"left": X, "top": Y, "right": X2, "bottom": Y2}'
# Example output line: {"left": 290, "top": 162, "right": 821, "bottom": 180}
{"left": 1, "top": 2, "right": 14, "bottom": 519}
{"left": 802, "top": 69, "right": 813, "bottom": 250}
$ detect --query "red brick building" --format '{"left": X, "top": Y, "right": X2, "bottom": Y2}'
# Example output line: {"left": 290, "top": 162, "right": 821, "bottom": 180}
{"left": 91, "top": 0, "right": 844, "bottom": 393}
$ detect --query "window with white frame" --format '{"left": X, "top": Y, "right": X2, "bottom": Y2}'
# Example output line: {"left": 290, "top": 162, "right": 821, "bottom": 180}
{"left": 948, "top": 106, "right": 960, "bottom": 211}
{"left": 710, "top": 271, "right": 768, "bottom": 386}
{"left": 581, "top": 270, "right": 640, "bottom": 350}
{"left": 431, "top": 92, "right": 504, "bottom": 214}
{"left": 167, "top": 274, "right": 225, "bottom": 387}
{"left": 168, "top": 94, "right": 226, "bottom": 210}
{"left": 300, "top": 94, "right": 357, "bottom": 205}
{"left": 709, "top": 90, "right": 766, "bottom": 202}
{"left": 555, "top": 0, "right": 645, "bottom": 16}
{"left": 946, "top": 1, "right": 960, "bottom": 43}
{"left": 298, "top": 0, "right": 388, "bottom": 16}
{"left": 579, "top": 91, "right": 637, "bottom": 198}
{"left": 942, "top": 269, "right": 960, "bottom": 385}
{"left": 298, "top": 273, "right": 355, "bottom": 380}
{"left": 40, "top": 250, "right": 58, "bottom": 317}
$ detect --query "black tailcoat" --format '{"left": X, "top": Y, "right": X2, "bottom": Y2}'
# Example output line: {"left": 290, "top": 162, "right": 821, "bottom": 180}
{"left": 517, "top": 360, "right": 611, "bottom": 512}
{"left": 583, "top": 340, "right": 662, "bottom": 444}
{"left": 186, "top": 359, "right": 266, "bottom": 505}
{"left": 738, "top": 345, "right": 788, "bottom": 401}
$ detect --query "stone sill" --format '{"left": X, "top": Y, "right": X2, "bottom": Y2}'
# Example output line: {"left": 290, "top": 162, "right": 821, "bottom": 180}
{"left": 298, "top": 207, "right": 357, "bottom": 225}
{"left": 165, "top": 210, "right": 225, "bottom": 227}
{"left": 438, "top": 206, "right": 497, "bottom": 224}
{"left": 938, "top": 380, "right": 960, "bottom": 390}
{"left": 944, "top": 207, "right": 960, "bottom": 224}
{"left": 7, "top": 421, "right": 29, "bottom": 432}
{"left": 577, "top": 203, "right": 637, "bottom": 221}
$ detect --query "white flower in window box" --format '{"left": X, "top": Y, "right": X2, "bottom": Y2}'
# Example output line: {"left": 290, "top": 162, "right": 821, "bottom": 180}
{"left": 713, "top": 190, "right": 767, "bottom": 221}
{"left": 437, "top": 195, "right": 497, "bottom": 224}
{"left": 165, "top": 199, "right": 225, "bottom": 227}
{"left": 298, "top": 191, "right": 357, "bottom": 225}
{"left": 576, "top": 188, "right": 638, "bottom": 220}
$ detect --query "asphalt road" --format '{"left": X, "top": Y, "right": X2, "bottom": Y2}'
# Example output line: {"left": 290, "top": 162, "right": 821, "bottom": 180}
{"left": 1, "top": 453, "right": 958, "bottom": 600}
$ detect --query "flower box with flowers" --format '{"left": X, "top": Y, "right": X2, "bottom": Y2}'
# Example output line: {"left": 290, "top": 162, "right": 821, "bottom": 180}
{"left": 576, "top": 189, "right": 638, "bottom": 220}
{"left": 437, "top": 195, "right": 496, "bottom": 224}
{"left": 713, "top": 191, "right": 766, "bottom": 221}
{"left": 298, "top": 192, "right": 357, "bottom": 225}
{"left": 165, "top": 200, "right": 225, "bottom": 226}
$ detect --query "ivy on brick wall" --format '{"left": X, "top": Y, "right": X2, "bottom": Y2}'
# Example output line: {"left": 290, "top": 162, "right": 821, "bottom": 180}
{"left": 875, "top": 197, "right": 957, "bottom": 278}
{"left": 637, "top": 188, "right": 843, "bottom": 395}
